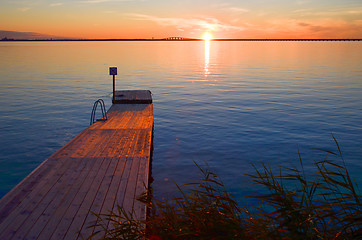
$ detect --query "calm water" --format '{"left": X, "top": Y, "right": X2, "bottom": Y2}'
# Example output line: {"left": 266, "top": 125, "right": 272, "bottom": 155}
{"left": 0, "top": 41, "right": 361, "bottom": 201}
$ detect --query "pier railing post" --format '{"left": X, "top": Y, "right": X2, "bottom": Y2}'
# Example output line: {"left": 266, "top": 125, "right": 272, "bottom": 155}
{"left": 109, "top": 67, "right": 117, "bottom": 103}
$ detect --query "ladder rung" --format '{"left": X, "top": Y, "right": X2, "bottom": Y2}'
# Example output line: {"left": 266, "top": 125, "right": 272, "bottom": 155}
{"left": 90, "top": 99, "right": 107, "bottom": 125}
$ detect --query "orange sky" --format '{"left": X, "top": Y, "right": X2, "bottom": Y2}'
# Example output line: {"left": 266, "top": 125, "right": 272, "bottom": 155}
{"left": 0, "top": 0, "right": 361, "bottom": 39}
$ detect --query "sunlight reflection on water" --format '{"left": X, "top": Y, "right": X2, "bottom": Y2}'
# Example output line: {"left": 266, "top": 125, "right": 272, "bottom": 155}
{"left": 204, "top": 40, "right": 210, "bottom": 77}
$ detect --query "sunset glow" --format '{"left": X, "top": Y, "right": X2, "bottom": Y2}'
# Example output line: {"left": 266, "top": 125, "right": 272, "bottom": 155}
{"left": 0, "top": 0, "right": 361, "bottom": 39}
{"left": 202, "top": 33, "right": 213, "bottom": 41}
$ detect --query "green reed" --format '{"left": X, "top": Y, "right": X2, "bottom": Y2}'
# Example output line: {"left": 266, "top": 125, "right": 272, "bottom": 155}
{"left": 243, "top": 137, "right": 361, "bottom": 239}
{"left": 87, "top": 138, "right": 361, "bottom": 239}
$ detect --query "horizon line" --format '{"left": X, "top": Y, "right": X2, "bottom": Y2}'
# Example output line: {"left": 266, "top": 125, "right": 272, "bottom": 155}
{"left": 1, "top": 37, "right": 361, "bottom": 42}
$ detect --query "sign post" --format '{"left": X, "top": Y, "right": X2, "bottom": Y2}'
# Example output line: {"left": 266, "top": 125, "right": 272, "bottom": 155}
{"left": 109, "top": 67, "right": 117, "bottom": 103}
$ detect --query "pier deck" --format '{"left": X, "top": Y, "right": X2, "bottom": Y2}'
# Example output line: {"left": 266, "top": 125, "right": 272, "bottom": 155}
{"left": 114, "top": 90, "right": 152, "bottom": 104}
{"left": 0, "top": 90, "right": 153, "bottom": 240}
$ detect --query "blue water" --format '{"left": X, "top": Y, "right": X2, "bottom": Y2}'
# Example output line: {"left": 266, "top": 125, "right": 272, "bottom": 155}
{"left": 0, "top": 41, "right": 361, "bottom": 201}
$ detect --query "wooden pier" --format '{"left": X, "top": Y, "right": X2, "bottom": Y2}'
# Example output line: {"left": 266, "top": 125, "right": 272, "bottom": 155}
{"left": 113, "top": 90, "right": 152, "bottom": 104}
{"left": 0, "top": 90, "right": 153, "bottom": 240}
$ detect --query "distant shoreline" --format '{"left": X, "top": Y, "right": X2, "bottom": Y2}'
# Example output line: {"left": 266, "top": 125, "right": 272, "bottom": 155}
{"left": 1, "top": 38, "right": 361, "bottom": 42}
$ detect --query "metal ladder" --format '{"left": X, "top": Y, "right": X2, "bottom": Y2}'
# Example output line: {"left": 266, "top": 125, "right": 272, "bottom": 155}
{"left": 90, "top": 99, "right": 108, "bottom": 125}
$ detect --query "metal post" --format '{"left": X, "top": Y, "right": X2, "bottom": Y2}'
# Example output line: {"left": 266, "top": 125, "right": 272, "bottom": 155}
{"left": 109, "top": 67, "right": 117, "bottom": 103}
{"left": 113, "top": 75, "right": 115, "bottom": 103}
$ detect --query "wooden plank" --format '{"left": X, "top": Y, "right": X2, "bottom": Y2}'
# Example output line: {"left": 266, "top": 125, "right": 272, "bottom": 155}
{"left": 60, "top": 156, "right": 120, "bottom": 240}
{"left": 76, "top": 104, "right": 153, "bottom": 238}
{"left": 27, "top": 129, "right": 123, "bottom": 239}
{"left": 0, "top": 90, "right": 153, "bottom": 240}
{"left": 74, "top": 156, "right": 133, "bottom": 240}
{"left": 13, "top": 157, "right": 99, "bottom": 240}
{"left": 87, "top": 128, "right": 141, "bottom": 238}
{"left": 74, "top": 132, "right": 131, "bottom": 238}
{"left": 132, "top": 115, "right": 153, "bottom": 222}
{"left": 0, "top": 157, "right": 86, "bottom": 239}
{"left": 106, "top": 108, "right": 152, "bottom": 232}
{"left": 76, "top": 107, "right": 153, "bottom": 239}
{"left": 3, "top": 130, "right": 115, "bottom": 239}
{"left": 52, "top": 130, "right": 129, "bottom": 240}
{"left": 38, "top": 157, "right": 110, "bottom": 240}
{"left": 133, "top": 156, "right": 150, "bottom": 221}
{"left": 0, "top": 128, "right": 93, "bottom": 221}
{"left": 0, "top": 155, "right": 82, "bottom": 236}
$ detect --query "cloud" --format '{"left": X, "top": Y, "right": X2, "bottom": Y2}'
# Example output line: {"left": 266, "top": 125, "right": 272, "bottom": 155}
{"left": 262, "top": 18, "right": 362, "bottom": 38}
{"left": 79, "top": 0, "right": 110, "bottom": 3}
{"left": 0, "top": 30, "right": 65, "bottom": 40}
{"left": 292, "top": 8, "right": 362, "bottom": 17}
{"left": 127, "top": 13, "right": 245, "bottom": 32}
{"left": 18, "top": 7, "right": 31, "bottom": 12}
{"left": 212, "top": 3, "right": 250, "bottom": 14}
{"left": 296, "top": 0, "right": 309, "bottom": 5}
{"left": 226, "top": 7, "right": 250, "bottom": 13}
{"left": 103, "top": 10, "right": 116, "bottom": 14}
{"left": 298, "top": 22, "right": 310, "bottom": 27}
{"left": 78, "top": 0, "right": 133, "bottom": 3}
{"left": 346, "top": 10, "right": 362, "bottom": 15}
{"left": 50, "top": 3, "right": 64, "bottom": 7}
{"left": 299, "top": 20, "right": 362, "bottom": 37}
{"left": 292, "top": 8, "right": 311, "bottom": 13}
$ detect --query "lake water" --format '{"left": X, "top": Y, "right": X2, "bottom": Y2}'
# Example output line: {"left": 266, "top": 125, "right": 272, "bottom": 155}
{"left": 0, "top": 41, "right": 361, "bottom": 201}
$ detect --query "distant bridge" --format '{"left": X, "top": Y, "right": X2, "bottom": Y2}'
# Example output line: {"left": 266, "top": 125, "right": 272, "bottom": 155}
{"left": 163, "top": 37, "right": 195, "bottom": 41}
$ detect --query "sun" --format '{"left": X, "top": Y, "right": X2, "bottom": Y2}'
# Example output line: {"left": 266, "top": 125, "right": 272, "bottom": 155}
{"left": 202, "top": 32, "right": 213, "bottom": 41}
